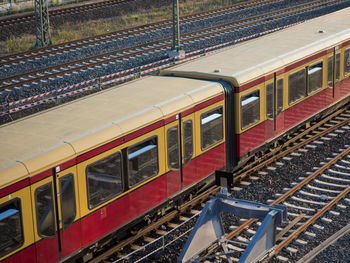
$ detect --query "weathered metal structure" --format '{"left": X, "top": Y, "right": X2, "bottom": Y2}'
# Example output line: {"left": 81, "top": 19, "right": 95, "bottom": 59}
{"left": 169, "top": 0, "right": 184, "bottom": 58}
{"left": 178, "top": 187, "right": 287, "bottom": 263}
{"left": 35, "top": 0, "right": 51, "bottom": 47}
{"left": 172, "top": 0, "right": 181, "bottom": 51}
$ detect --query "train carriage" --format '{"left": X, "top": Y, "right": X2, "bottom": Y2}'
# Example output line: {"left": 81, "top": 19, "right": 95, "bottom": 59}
{"left": 162, "top": 8, "right": 350, "bottom": 161}
{"left": 0, "top": 77, "right": 226, "bottom": 262}
{"left": 1, "top": 7, "right": 350, "bottom": 263}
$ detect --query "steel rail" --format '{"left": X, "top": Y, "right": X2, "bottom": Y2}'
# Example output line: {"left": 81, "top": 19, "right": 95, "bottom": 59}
{"left": 268, "top": 171, "right": 350, "bottom": 259}
{"left": 296, "top": 223, "right": 350, "bottom": 263}
{"left": 234, "top": 107, "right": 349, "bottom": 183}
{"left": 202, "top": 114, "right": 350, "bottom": 258}
{"left": 0, "top": 0, "right": 338, "bottom": 91}
{"left": 0, "top": 0, "right": 129, "bottom": 27}
{"left": 88, "top": 185, "right": 220, "bottom": 263}
{"left": 0, "top": 0, "right": 275, "bottom": 65}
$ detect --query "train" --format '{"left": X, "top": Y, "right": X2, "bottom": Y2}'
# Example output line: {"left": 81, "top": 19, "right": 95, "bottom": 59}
{"left": 1, "top": 7, "right": 350, "bottom": 263}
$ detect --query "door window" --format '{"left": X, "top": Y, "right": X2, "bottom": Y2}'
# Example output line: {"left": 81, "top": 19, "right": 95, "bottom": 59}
{"left": 335, "top": 53, "right": 340, "bottom": 84}
{"left": 266, "top": 83, "right": 274, "bottom": 119}
{"left": 344, "top": 49, "right": 350, "bottom": 77}
{"left": 327, "top": 56, "right": 333, "bottom": 88}
{"left": 59, "top": 174, "right": 76, "bottom": 230}
{"left": 276, "top": 79, "right": 283, "bottom": 115}
{"left": 183, "top": 120, "right": 193, "bottom": 165}
{"left": 35, "top": 182, "right": 55, "bottom": 237}
{"left": 167, "top": 125, "right": 179, "bottom": 170}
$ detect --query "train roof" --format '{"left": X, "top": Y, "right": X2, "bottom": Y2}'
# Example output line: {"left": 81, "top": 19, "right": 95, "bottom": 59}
{"left": 0, "top": 76, "right": 223, "bottom": 187}
{"left": 162, "top": 8, "right": 350, "bottom": 86}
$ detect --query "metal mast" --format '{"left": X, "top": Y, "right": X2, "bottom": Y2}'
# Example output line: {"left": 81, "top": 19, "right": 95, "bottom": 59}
{"left": 35, "top": 0, "right": 51, "bottom": 48}
{"left": 171, "top": 0, "right": 181, "bottom": 51}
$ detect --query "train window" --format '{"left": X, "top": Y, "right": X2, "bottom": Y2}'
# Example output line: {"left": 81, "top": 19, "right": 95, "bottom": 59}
{"left": 128, "top": 137, "right": 158, "bottom": 187}
{"left": 201, "top": 107, "right": 223, "bottom": 150}
{"left": 241, "top": 91, "right": 260, "bottom": 130}
{"left": 276, "top": 79, "right": 283, "bottom": 115}
{"left": 327, "top": 56, "right": 333, "bottom": 88}
{"left": 35, "top": 182, "right": 55, "bottom": 237}
{"left": 0, "top": 199, "right": 24, "bottom": 258}
{"left": 183, "top": 120, "right": 193, "bottom": 165}
{"left": 288, "top": 68, "right": 306, "bottom": 105}
{"left": 167, "top": 125, "right": 179, "bottom": 170}
{"left": 344, "top": 49, "right": 350, "bottom": 77}
{"left": 307, "top": 62, "right": 323, "bottom": 94}
{"left": 335, "top": 53, "right": 340, "bottom": 84}
{"left": 266, "top": 83, "right": 274, "bottom": 119}
{"left": 86, "top": 152, "right": 123, "bottom": 209}
{"left": 59, "top": 174, "right": 76, "bottom": 230}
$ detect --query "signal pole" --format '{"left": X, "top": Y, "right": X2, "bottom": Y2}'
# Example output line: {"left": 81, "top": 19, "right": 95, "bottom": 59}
{"left": 35, "top": 0, "right": 51, "bottom": 48}
{"left": 169, "top": 0, "right": 185, "bottom": 58}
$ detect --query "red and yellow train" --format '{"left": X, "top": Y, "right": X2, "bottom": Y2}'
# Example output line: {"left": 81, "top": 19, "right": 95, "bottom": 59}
{"left": 1, "top": 8, "right": 350, "bottom": 263}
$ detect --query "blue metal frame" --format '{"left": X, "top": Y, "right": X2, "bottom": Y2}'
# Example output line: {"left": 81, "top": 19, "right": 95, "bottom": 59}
{"left": 178, "top": 189, "right": 287, "bottom": 263}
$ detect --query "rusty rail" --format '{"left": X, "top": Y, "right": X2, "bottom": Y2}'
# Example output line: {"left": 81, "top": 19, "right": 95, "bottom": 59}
{"left": 88, "top": 185, "right": 220, "bottom": 263}
{"left": 0, "top": 0, "right": 275, "bottom": 65}
{"left": 234, "top": 107, "right": 349, "bottom": 183}
{"left": 203, "top": 125, "right": 350, "bottom": 258}
{"left": 269, "top": 184, "right": 350, "bottom": 259}
{"left": 0, "top": 0, "right": 340, "bottom": 92}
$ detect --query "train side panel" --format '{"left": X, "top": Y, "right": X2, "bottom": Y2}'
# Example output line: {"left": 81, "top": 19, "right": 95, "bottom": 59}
{"left": 335, "top": 45, "right": 350, "bottom": 100}
{"left": 235, "top": 44, "right": 350, "bottom": 160}
{"left": 0, "top": 181, "right": 36, "bottom": 263}
{"left": 77, "top": 126, "right": 167, "bottom": 246}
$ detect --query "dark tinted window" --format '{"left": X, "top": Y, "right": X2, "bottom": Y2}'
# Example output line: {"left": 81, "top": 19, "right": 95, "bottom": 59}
{"left": 201, "top": 107, "right": 223, "bottom": 150}
{"left": 86, "top": 152, "right": 123, "bottom": 209}
{"left": 183, "top": 120, "right": 193, "bottom": 165}
{"left": 344, "top": 49, "right": 350, "bottom": 77}
{"left": 266, "top": 83, "right": 274, "bottom": 119}
{"left": 59, "top": 174, "right": 76, "bottom": 230}
{"left": 241, "top": 91, "right": 260, "bottom": 130}
{"left": 35, "top": 182, "right": 55, "bottom": 237}
{"left": 308, "top": 62, "right": 323, "bottom": 94}
{"left": 128, "top": 137, "right": 158, "bottom": 187}
{"left": 276, "top": 79, "right": 283, "bottom": 115}
{"left": 288, "top": 69, "right": 306, "bottom": 104}
{"left": 327, "top": 56, "right": 333, "bottom": 88}
{"left": 167, "top": 125, "right": 179, "bottom": 170}
{"left": 0, "top": 199, "right": 24, "bottom": 257}
{"left": 335, "top": 53, "right": 340, "bottom": 84}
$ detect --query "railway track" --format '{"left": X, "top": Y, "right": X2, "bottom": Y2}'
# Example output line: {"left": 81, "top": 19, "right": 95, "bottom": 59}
{"left": 0, "top": 0, "right": 130, "bottom": 27}
{"left": 201, "top": 146, "right": 350, "bottom": 262}
{"left": 198, "top": 109, "right": 350, "bottom": 262}
{"left": 1, "top": 0, "right": 348, "bottom": 108}
{"left": 0, "top": 0, "right": 272, "bottom": 64}
{"left": 83, "top": 107, "right": 350, "bottom": 262}
{"left": 88, "top": 185, "right": 221, "bottom": 263}
{"left": 0, "top": 0, "right": 287, "bottom": 81}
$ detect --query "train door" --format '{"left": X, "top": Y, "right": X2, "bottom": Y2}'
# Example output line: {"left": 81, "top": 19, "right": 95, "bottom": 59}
{"left": 275, "top": 76, "right": 284, "bottom": 135}
{"left": 329, "top": 48, "right": 341, "bottom": 100}
{"left": 265, "top": 75, "right": 284, "bottom": 137}
{"left": 32, "top": 167, "right": 81, "bottom": 263}
{"left": 265, "top": 80, "right": 275, "bottom": 140}
{"left": 31, "top": 176, "right": 59, "bottom": 263}
{"left": 181, "top": 113, "right": 195, "bottom": 188}
{"left": 165, "top": 112, "right": 195, "bottom": 196}
{"left": 55, "top": 167, "right": 81, "bottom": 259}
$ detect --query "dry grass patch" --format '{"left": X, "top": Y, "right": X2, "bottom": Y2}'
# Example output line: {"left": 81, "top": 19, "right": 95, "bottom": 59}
{"left": 0, "top": 0, "right": 242, "bottom": 56}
